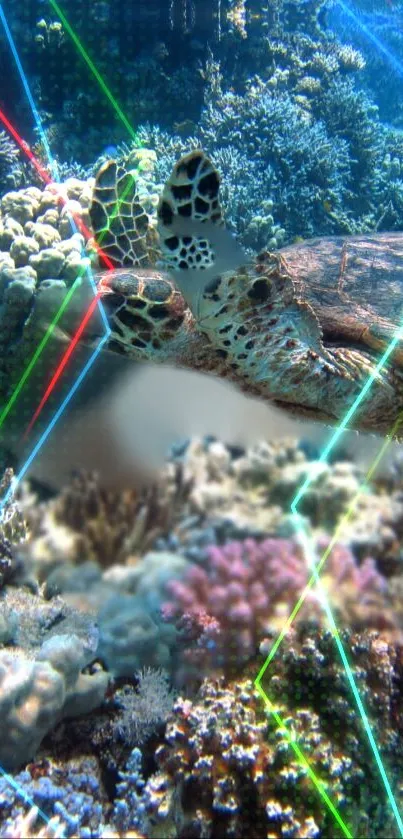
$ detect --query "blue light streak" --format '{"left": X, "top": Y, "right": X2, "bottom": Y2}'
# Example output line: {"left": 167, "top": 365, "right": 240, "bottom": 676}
{"left": 336, "top": 0, "right": 403, "bottom": 80}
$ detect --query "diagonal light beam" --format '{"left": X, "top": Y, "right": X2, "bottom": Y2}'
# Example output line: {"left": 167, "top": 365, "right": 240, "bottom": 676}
{"left": 48, "top": 0, "right": 140, "bottom": 143}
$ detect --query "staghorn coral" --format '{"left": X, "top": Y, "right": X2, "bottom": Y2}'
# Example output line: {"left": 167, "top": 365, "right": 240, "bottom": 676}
{"left": 162, "top": 536, "right": 397, "bottom": 679}
{"left": 112, "top": 746, "right": 148, "bottom": 836}
{"left": 143, "top": 627, "right": 403, "bottom": 839}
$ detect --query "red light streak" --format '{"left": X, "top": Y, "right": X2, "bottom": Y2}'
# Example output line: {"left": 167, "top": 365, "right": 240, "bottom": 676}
{"left": 23, "top": 289, "right": 103, "bottom": 437}
{"left": 0, "top": 106, "right": 115, "bottom": 271}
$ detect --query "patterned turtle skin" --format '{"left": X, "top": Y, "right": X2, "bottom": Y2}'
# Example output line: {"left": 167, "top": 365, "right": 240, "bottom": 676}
{"left": 90, "top": 151, "right": 403, "bottom": 437}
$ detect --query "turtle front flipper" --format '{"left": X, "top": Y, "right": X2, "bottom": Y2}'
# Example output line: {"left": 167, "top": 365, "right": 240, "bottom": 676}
{"left": 90, "top": 160, "right": 158, "bottom": 268}
{"left": 157, "top": 150, "right": 246, "bottom": 315}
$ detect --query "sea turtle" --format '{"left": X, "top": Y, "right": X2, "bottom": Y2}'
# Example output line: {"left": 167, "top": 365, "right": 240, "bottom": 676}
{"left": 83, "top": 149, "right": 403, "bottom": 439}
{"left": 27, "top": 149, "right": 403, "bottom": 442}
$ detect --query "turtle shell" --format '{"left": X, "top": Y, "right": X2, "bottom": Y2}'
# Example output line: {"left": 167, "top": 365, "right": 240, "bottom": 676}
{"left": 281, "top": 232, "right": 403, "bottom": 366}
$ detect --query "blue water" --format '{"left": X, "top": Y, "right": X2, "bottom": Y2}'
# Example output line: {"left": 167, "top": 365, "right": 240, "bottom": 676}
{"left": 0, "top": 2, "right": 402, "bottom": 838}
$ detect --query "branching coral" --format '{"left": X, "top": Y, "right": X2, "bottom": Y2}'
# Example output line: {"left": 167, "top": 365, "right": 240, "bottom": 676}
{"left": 162, "top": 536, "right": 397, "bottom": 678}
{"left": 143, "top": 627, "right": 403, "bottom": 839}
{"left": 113, "top": 667, "right": 175, "bottom": 747}
{"left": 24, "top": 466, "right": 194, "bottom": 572}
{"left": 0, "top": 754, "right": 106, "bottom": 838}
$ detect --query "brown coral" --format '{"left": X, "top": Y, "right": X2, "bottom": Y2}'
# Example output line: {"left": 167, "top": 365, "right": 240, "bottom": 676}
{"left": 24, "top": 465, "right": 193, "bottom": 571}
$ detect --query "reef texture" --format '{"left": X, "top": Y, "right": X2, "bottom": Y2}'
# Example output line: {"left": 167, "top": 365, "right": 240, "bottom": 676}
{"left": 143, "top": 627, "right": 403, "bottom": 839}
{"left": 0, "top": 430, "right": 402, "bottom": 836}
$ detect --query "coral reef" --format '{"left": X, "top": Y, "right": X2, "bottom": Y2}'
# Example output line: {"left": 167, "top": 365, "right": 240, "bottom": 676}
{"left": 0, "top": 427, "right": 402, "bottom": 835}
{"left": 9, "top": 437, "right": 402, "bottom": 689}
{"left": 162, "top": 536, "right": 396, "bottom": 679}
{"left": 0, "top": 1, "right": 402, "bottom": 834}
{"left": 132, "top": 72, "right": 403, "bottom": 252}
{"left": 142, "top": 627, "right": 403, "bottom": 838}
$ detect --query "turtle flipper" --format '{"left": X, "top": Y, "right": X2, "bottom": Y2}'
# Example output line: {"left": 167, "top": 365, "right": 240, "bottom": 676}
{"left": 157, "top": 150, "right": 246, "bottom": 314}
{"left": 90, "top": 160, "right": 151, "bottom": 268}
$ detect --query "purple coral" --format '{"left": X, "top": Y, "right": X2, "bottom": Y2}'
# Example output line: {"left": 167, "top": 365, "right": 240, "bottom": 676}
{"left": 162, "top": 538, "right": 391, "bottom": 677}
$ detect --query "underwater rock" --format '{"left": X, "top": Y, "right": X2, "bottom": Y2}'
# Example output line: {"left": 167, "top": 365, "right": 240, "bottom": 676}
{"left": 0, "top": 633, "right": 108, "bottom": 771}
{"left": 98, "top": 593, "right": 176, "bottom": 677}
{"left": 0, "top": 216, "right": 25, "bottom": 248}
{"left": 25, "top": 221, "right": 62, "bottom": 249}
{"left": 29, "top": 246, "right": 65, "bottom": 279}
{"left": 9, "top": 234, "right": 39, "bottom": 267}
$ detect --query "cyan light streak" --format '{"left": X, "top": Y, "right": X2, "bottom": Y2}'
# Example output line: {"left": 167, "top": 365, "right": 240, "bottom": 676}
{"left": 291, "top": 323, "right": 403, "bottom": 511}
{"left": 0, "top": 5, "right": 57, "bottom": 180}
{"left": 336, "top": 0, "right": 403, "bottom": 80}
{"left": 257, "top": 502, "right": 403, "bottom": 835}
{"left": 296, "top": 523, "right": 403, "bottom": 835}
{"left": 264, "top": 335, "right": 403, "bottom": 832}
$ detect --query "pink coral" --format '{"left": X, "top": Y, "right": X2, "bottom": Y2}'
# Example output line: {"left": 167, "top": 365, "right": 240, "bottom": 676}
{"left": 162, "top": 538, "right": 394, "bottom": 677}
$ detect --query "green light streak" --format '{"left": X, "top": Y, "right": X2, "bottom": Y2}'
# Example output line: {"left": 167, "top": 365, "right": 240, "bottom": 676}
{"left": 48, "top": 0, "right": 140, "bottom": 145}
{"left": 256, "top": 417, "right": 403, "bottom": 835}
{"left": 256, "top": 307, "right": 403, "bottom": 831}
{"left": 254, "top": 681, "right": 352, "bottom": 838}
{"left": 0, "top": 278, "right": 79, "bottom": 429}
{"left": 0, "top": 172, "right": 137, "bottom": 433}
